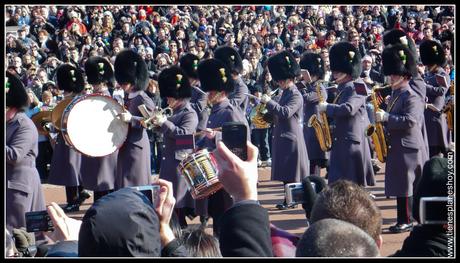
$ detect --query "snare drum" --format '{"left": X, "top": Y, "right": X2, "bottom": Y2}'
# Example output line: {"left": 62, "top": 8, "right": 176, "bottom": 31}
{"left": 61, "top": 94, "right": 129, "bottom": 157}
{"left": 178, "top": 149, "right": 222, "bottom": 199}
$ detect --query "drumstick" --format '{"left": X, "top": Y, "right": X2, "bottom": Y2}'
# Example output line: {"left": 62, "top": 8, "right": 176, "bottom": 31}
{"left": 192, "top": 85, "right": 207, "bottom": 95}
{"left": 194, "top": 127, "right": 222, "bottom": 136}
{"left": 244, "top": 93, "right": 259, "bottom": 100}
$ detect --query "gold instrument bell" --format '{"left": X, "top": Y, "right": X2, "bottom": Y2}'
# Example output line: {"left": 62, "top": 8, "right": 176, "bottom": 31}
{"left": 31, "top": 110, "right": 53, "bottom": 135}
{"left": 51, "top": 97, "right": 74, "bottom": 130}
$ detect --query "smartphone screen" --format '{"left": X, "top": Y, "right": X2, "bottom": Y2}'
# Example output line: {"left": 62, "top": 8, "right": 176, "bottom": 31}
{"left": 131, "top": 185, "right": 161, "bottom": 207}
{"left": 222, "top": 122, "right": 248, "bottom": 161}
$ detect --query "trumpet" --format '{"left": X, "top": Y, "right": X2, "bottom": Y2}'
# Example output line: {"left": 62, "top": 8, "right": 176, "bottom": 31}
{"left": 365, "top": 87, "right": 388, "bottom": 163}
{"left": 138, "top": 105, "right": 173, "bottom": 129}
{"left": 307, "top": 81, "right": 332, "bottom": 152}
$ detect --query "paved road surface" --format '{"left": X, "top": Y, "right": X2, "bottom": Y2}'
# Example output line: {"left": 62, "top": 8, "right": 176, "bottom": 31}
{"left": 42, "top": 161, "right": 409, "bottom": 257}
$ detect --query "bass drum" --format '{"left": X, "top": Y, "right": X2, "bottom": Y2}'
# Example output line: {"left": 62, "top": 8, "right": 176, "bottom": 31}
{"left": 61, "top": 94, "right": 128, "bottom": 157}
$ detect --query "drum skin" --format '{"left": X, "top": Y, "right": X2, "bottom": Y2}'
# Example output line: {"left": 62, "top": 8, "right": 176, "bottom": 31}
{"left": 61, "top": 94, "right": 128, "bottom": 157}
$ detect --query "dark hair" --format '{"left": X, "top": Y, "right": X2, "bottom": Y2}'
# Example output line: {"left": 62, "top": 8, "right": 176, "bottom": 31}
{"left": 310, "top": 180, "right": 382, "bottom": 243}
{"left": 296, "top": 218, "right": 380, "bottom": 257}
{"left": 180, "top": 226, "right": 222, "bottom": 257}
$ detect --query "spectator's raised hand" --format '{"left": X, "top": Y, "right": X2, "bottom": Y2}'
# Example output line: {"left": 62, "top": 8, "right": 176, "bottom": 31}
{"left": 154, "top": 179, "right": 177, "bottom": 246}
{"left": 46, "top": 202, "right": 82, "bottom": 242}
{"left": 214, "top": 141, "right": 259, "bottom": 203}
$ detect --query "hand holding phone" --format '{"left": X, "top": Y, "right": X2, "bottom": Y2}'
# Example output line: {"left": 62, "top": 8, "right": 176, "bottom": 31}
{"left": 214, "top": 141, "right": 259, "bottom": 203}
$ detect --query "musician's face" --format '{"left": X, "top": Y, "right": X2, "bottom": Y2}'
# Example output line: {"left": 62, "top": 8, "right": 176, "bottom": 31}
{"left": 166, "top": 97, "right": 179, "bottom": 109}
{"left": 120, "top": 83, "right": 133, "bottom": 93}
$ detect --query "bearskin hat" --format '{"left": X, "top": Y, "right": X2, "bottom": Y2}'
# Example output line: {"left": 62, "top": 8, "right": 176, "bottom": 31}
{"left": 84, "top": 56, "right": 114, "bottom": 86}
{"left": 214, "top": 46, "right": 243, "bottom": 75}
{"left": 179, "top": 53, "right": 200, "bottom": 79}
{"left": 114, "top": 49, "right": 149, "bottom": 91}
{"left": 6, "top": 71, "right": 29, "bottom": 109}
{"left": 329, "top": 42, "right": 361, "bottom": 79}
{"left": 382, "top": 44, "right": 417, "bottom": 78}
{"left": 383, "top": 29, "right": 417, "bottom": 56}
{"left": 55, "top": 64, "right": 85, "bottom": 93}
{"left": 158, "top": 66, "right": 192, "bottom": 99}
{"left": 197, "top": 58, "right": 234, "bottom": 93}
{"left": 420, "top": 40, "right": 446, "bottom": 67}
{"left": 299, "top": 52, "right": 325, "bottom": 79}
{"left": 267, "top": 50, "right": 301, "bottom": 81}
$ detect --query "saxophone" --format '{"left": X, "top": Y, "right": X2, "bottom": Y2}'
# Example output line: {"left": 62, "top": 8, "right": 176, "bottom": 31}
{"left": 307, "top": 82, "right": 332, "bottom": 152}
{"left": 365, "top": 89, "right": 388, "bottom": 163}
{"left": 442, "top": 80, "right": 454, "bottom": 131}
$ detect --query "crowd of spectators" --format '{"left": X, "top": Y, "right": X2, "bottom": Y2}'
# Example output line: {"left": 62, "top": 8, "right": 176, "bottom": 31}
{"left": 6, "top": 5, "right": 455, "bottom": 102}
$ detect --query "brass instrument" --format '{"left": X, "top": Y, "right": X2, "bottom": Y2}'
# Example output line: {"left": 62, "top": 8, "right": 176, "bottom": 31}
{"left": 138, "top": 105, "right": 173, "bottom": 130}
{"left": 442, "top": 80, "right": 454, "bottom": 131}
{"left": 250, "top": 103, "right": 271, "bottom": 129}
{"left": 32, "top": 110, "right": 53, "bottom": 135}
{"left": 51, "top": 97, "right": 74, "bottom": 130}
{"left": 365, "top": 88, "right": 388, "bottom": 163}
{"left": 307, "top": 81, "right": 332, "bottom": 152}
{"left": 246, "top": 89, "right": 278, "bottom": 129}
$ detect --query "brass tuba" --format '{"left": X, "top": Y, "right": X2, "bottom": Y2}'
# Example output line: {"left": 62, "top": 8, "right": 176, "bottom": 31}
{"left": 365, "top": 87, "right": 388, "bottom": 163}
{"left": 307, "top": 81, "right": 332, "bottom": 152}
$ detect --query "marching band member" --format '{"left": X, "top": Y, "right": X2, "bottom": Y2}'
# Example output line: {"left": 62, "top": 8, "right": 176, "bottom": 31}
{"left": 114, "top": 49, "right": 156, "bottom": 189}
{"left": 263, "top": 50, "right": 310, "bottom": 210}
{"left": 214, "top": 46, "right": 250, "bottom": 114}
{"left": 178, "top": 53, "right": 209, "bottom": 225}
{"left": 6, "top": 72, "right": 46, "bottom": 231}
{"left": 419, "top": 40, "right": 450, "bottom": 158}
{"left": 80, "top": 56, "right": 118, "bottom": 201}
{"left": 298, "top": 52, "right": 329, "bottom": 177}
{"left": 35, "top": 90, "right": 55, "bottom": 182}
{"left": 48, "top": 64, "right": 91, "bottom": 212}
{"left": 179, "top": 53, "right": 209, "bottom": 134}
{"left": 317, "top": 42, "right": 375, "bottom": 187}
{"left": 197, "top": 58, "right": 250, "bottom": 236}
{"left": 156, "top": 66, "right": 199, "bottom": 228}
{"left": 376, "top": 44, "right": 427, "bottom": 233}
{"left": 383, "top": 29, "right": 430, "bottom": 163}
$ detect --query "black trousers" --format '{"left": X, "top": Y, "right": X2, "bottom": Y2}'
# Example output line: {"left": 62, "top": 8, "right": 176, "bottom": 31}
{"left": 396, "top": 196, "right": 413, "bottom": 224}
{"left": 36, "top": 140, "right": 53, "bottom": 181}
{"left": 65, "top": 185, "right": 85, "bottom": 204}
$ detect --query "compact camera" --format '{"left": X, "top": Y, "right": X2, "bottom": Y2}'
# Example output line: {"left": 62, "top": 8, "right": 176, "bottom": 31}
{"left": 130, "top": 185, "right": 161, "bottom": 207}
{"left": 419, "top": 196, "right": 448, "bottom": 225}
{"left": 285, "top": 182, "right": 316, "bottom": 205}
{"left": 25, "top": 210, "right": 54, "bottom": 232}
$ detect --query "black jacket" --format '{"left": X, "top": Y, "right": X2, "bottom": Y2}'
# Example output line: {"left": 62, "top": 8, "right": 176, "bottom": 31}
{"left": 392, "top": 225, "right": 448, "bottom": 257}
{"left": 219, "top": 202, "right": 273, "bottom": 257}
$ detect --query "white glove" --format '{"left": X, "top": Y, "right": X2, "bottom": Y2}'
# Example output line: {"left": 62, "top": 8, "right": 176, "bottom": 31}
{"left": 152, "top": 114, "right": 167, "bottom": 126}
{"left": 118, "top": 111, "right": 132, "bottom": 123}
{"left": 375, "top": 110, "right": 389, "bottom": 122}
{"left": 260, "top": 94, "right": 271, "bottom": 104}
{"left": 317, "top": 102, "right": 328, "bottom": 112}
